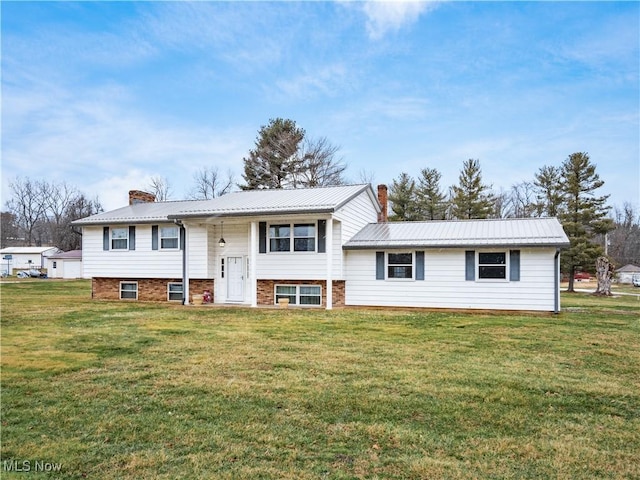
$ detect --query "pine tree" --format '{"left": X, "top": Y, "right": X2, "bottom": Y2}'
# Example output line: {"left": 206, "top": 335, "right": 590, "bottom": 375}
{"left": 388, "top": 173, "right": 418, "bottom": 221}
{"left": 241, "top": 118, "right": 305, "bottom": 190}
{"left": 559, "top": 152, "right": 614, "bottom": 292}
{"left": 534, "top": 165, "right": 563, "bottom": 217}
{"left": 415, "top": 167, "right": 447, "bottom": 220}
{"left": 449, "top": 159, "right": 494, "bottom": 219}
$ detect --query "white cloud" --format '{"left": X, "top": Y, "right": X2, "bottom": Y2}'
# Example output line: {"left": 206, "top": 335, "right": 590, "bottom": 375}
{"left": 1, "top": 79, "right": 251, "bottom": 211}
{"left": 362, "top": 1, "right": 439, "bottom": 40}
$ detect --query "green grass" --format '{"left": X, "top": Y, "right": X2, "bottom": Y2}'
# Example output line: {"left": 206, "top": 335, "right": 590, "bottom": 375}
{"left": 1, "top": 280, "right": 639, "bottom": 479}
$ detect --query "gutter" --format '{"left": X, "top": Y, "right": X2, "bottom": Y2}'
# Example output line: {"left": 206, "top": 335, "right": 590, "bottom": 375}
{"left": 343, "top": 242, "right": 571, "bottom": 250}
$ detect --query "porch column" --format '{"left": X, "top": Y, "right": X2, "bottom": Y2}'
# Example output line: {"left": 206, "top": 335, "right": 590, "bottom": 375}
{"left": 326, "top": 217, "right": 333, "bottom": 310}
{"left": 182, "top": 223, "right": 190, "bottom": 305}
{"left": 250, "top": 221, "right": 258, "bottom": 307}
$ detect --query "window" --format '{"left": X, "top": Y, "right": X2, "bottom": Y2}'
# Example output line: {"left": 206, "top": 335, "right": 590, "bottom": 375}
{"left": 269, "top": 225, "right": 291, "bottom": 252}
{"left": 294, "top": 224, "right": 316, "bottom": 252}
{"left": 168, "top": 282, "right": 183, "bottom": 301}
{"left": 478, "top": 252, "right": 506, "bottom": 279}
{"left": 275, "top": 285, "right": 297, "bottom": 304}
{"left": 387, "top": 253, "right": 413, "bottom": 279}
{"left": 275, "top": 285, "right": 322, "bottom": 306}
{"left": 52, "top": 261, "right": 57, "bottom": 269}
{"left": 120, "top": 282, "right": 138, "bottom": 300}
{"left": 111, "top": 228, "right": 128, "bottom": 250}
{"left": 160, "top": 226, "right": 180, "bottom": 249}
{"left": 299, "top": 285, "right": 322, "bottom": 305}
{"left": 268, "top": 223, "right": 316, "bottom": 252}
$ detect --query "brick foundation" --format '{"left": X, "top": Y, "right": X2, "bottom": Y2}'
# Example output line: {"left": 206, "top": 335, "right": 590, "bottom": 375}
{"left": 92, "top": 277, "right": 214, "bottom": 302}
{"left": 257, "top": 279, "right": 345, "bottom": 307}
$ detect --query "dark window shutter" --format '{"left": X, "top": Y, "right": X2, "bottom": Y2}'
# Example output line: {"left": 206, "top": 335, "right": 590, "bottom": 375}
{"left": 510, "top": 250, "right": 521, "bottom": 281}
{"left": 376, "top": 252, "right": 385, "bottom": 280}
{"left": 103, "top": 227, "right": 109, "bottom": 251}
{"left": 318, "top": 220, "right": 326, "bottom": 253}
{"left": 416, "top": 251, "right": 425, "bottom": 280}
{"left": 465, "top": 250, "right": 475, "bottom": 281}
{"left": 152, "top": 225, "right": 159, "bottom": 250}
{"left": 129, "top": 226, "right": 136, "bottom": 250}
{"left": 259, "top": 222, "right": 267, "bottom": 253}
{"left": 180, "top": 226, "right": 185, "bottom": 251}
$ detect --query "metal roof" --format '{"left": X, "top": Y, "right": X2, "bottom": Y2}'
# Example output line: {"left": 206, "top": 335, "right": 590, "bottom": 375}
{"left": 47, "top": 250, "right": 83, "bottom": 260}
{"left": 343, "top": 218, "right": 570, "bottom": 249}
{"left": 0, "top": 246, "right": 60, "bottom": 254}
{"left": 72, "top": 184, "right": 377, "bottom": 226}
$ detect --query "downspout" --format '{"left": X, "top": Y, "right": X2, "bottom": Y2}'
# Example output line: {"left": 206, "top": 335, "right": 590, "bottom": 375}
{"left": 554, "top": 248, "right": 561, "bottom": 314}
{"left": 174, "top": 219, "right": 187, "bottom": 305}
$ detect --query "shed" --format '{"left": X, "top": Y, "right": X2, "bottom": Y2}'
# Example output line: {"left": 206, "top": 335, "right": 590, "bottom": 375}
{"left": 615, "top": 264, "right": 640, "bottom": 284}
{"left": 0, "top": 246, "right": 60, "bottom": 276}
{"left": 46, "top": 250, "right": 83, "bottom": 279}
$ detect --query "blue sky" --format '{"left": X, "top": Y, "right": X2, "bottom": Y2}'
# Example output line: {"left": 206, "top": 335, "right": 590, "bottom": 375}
{"left": 2, "top": 1, "right": 638, "bottom": 211}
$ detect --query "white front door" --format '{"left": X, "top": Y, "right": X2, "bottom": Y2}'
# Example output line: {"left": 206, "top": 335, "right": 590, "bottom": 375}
{"left": 226, "top": 257, "right": 244, "bottom": 302}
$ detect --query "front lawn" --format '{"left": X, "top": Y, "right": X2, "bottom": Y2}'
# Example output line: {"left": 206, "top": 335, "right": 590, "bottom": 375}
{"left": 1, "top": 280, "right": 638, "bottom": 479}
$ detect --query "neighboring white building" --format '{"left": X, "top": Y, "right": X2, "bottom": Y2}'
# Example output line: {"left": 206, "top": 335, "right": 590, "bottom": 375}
{"left": 72, "top": 185, "right": 570, "bottom": 312}
{"left": 615, "top": 264, "right": 640, "bottom": 284}
{"left": 46, "top": 250, "right": 83, "bottom": 279}
{"left": 0, "top": 246, "right": 60, "bottom": 275}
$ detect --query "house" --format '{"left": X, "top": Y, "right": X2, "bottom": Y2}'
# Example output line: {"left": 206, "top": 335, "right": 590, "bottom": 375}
{"left": 46, "top": 250, "right": 83, "bottom": 279}
{"left": 0, "top": 246, "right": 60, "bottom": 276}
{"left": 72, "top": 185, "right": 570, "bottom": 312}
{"left": 615, "top": 264, "right": 640, "bottom": 284}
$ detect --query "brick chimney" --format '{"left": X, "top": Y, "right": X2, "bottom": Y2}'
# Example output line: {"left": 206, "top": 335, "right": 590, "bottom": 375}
{"left": 377, "top": 184, "right": 388, "bottom": 223}
{"left": 129, "top": 190, "right": 156, "bottom": 205}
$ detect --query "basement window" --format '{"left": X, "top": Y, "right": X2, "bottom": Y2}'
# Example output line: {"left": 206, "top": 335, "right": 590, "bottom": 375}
{"left": 275, "top": 285, "right": 322, "bottom": 306}
{"left": 167, "top": 282, "right": 183, "bottom": 302}
{"left": 120, "top": 282, "right": 138, "bottom": 300}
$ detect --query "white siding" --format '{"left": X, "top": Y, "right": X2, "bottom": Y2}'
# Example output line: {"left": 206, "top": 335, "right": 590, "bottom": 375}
{"left": 47, "top": 259, "right": 82, "bottom": 279}
{"left": 186, "top": 224, "right": 210, "bottom": 279}
{"left": 255, "top": 216, "right": 336, "bottom": 280}
{"left": 334, "top": 190, "right": 379, "bottom": 243}
{"left": 345, "top": 247, "right": 558, "bottom": 312}
{"left": 82, "top": 225, "right": 184, "bottom": 279}
{"left": 62, "top": 260, "right": 82, "bottom": 279}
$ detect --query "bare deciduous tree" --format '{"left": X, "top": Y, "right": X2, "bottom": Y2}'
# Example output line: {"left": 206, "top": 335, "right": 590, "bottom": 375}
{"left": 148, "top": 176, "right": 172, "bottom": 202}
{"left": 189, "top": 167, "right": 234, "bottom": 200}
{"left": 6, "top": 177, "right": 48, "bottom": 246}
{"left": 293, "top": 137, "right": 347, "bottom": 188}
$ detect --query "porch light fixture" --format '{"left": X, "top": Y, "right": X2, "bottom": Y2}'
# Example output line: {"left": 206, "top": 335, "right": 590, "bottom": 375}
{"left": 218, "top": 222, "right": 226, "bottom": 247}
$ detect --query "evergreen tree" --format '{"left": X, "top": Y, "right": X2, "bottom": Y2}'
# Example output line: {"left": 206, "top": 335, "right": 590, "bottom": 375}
{"left": 534, "top": 165, "right": 563, "bottom": 217}
{"left": 415, "top": 167, "right": 447, "bottom": 220}
{"left": 449, "top": 159, "right": 494, "bottom": 219}
{"left": 388, "top": 173, "right": 418, "bottom": 221}
{"left": 559, "top": 152, "right": 614, "bottom": 292}
{"left": 241, "top": 118, "right": 305, "bottom": 190}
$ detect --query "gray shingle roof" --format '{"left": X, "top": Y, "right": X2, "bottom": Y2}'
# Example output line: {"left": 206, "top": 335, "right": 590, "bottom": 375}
{"left": 343, "top": 218, "right": 570, "bottom": 249}
{"left": 72, "top": 184, "right": 376, "bottom": 226}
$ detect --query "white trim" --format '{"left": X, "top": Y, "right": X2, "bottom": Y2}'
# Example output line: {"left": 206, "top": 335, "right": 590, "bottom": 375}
{"left": 476, "top": 250, "right": 509, "bottom": 282}
{"left": 167, "top": 282, "right": 183, "bottom": 302}
{"left": 119, "top": 281, "right": 138, "bottom": 300}
{"left": 274, "top": 284, "right": 322, "bottom": 307}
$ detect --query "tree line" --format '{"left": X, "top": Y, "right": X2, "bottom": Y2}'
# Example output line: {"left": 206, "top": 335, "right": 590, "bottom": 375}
{"left": 2, "top": 118, "right": 638, "bottom": 289}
